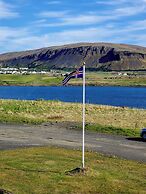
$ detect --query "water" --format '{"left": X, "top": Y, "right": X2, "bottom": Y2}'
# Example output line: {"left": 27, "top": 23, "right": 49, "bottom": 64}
{"left": 0, "top": 86, "right": 146, "bottom": 109}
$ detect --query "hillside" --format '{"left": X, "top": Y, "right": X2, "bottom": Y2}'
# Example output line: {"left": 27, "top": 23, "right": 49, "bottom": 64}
{"left": 0, "top": 42, "right": 146, "bottom": 71}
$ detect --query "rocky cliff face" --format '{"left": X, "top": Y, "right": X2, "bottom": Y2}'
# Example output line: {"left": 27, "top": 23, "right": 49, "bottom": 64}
{"left": 0, "top": 42, "right": 146, "bottom": 71}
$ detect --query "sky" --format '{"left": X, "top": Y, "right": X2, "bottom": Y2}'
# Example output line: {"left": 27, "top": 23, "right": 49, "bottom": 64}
{"left": 0, "top": 0, "right": 146, "bottom": 53}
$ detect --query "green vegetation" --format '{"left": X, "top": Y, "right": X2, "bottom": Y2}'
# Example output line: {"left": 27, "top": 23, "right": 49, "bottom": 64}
{"left": 0, "top": 74, "right": 62, "bottom": 86}
{"left": 0, "top": 146, "right": 146, "bottom": 194}
{"left": 1, "top": 72, "right": 146, "bottom": 86}
{"left": 0, "top": 99, "right": 146, "bottom": 136}
{"left": 70, "top": 71, "right": 146, "bottom": 86}
{"left": 84, "top": 124, "right": 139, "bottom": 137}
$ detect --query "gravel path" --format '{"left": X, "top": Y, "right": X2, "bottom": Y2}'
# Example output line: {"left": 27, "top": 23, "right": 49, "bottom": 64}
{"left": 0, "top": 123, "right": 146, "bottom": 162}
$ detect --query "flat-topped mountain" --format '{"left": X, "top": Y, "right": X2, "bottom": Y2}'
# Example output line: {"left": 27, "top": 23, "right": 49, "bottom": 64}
{"left": 0, "top": 42, "right": 146, "bottom": 71}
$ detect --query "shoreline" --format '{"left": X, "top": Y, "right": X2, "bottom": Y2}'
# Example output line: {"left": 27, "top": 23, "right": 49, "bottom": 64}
{"left": 0, "top": 99, "right": 145, "bottom": 135}
{"left": 0, "top": 83, "right": 146, "bottom": 87}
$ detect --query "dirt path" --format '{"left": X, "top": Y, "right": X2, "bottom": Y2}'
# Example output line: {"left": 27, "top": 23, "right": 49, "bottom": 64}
{"left": 0, "top": 123, "right": 146, "bottom": 162}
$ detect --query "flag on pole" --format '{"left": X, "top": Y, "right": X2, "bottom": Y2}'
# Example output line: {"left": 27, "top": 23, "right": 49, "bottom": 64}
{"left": 62, "top": 66, "right": 83, "bottom": 85}
{"left": 62, "top": 63, "right": 86, "bottom": 169}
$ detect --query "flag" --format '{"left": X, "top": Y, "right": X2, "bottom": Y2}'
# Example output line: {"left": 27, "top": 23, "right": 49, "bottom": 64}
{"left": 62, "top": 63, "right": 86, "bottom": 168}
{"left": 62, "top": 66, "right": 83, "bottom": 85}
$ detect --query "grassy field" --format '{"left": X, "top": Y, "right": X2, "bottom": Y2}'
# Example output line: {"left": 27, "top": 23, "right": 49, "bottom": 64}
{"left": 0, "top": 74, "right": 62, "bottom": 86}
{"left": 70, "top": 71, "right": 146, "bottom": 86}
{"left": 0, "top": 99, "right": 146, "bottom": 136}
{"left": 1, "top": 72, "right": 146, "bottom": 86}
{"left": 0, "top": 146, "right": 146, "bottom": 194}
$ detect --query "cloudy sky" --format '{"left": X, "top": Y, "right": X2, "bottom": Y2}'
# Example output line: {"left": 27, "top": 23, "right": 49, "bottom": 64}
{"left": 1, "top": 0, "right": 146, "bottom": 53}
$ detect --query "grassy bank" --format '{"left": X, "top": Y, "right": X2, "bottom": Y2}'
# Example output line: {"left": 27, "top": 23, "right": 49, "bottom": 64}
{"left": 1, "top": 72, "right": 146, "bottom": 86}
{"left": 0, "top": 146, "right": 146, "bottom": 194}
{"left": 0, "top": 99, "right": 146, "bottom": 136}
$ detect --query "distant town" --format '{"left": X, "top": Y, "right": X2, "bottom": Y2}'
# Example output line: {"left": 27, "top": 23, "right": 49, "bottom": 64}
{"left": 0, "top": 67, "right": 50, "bottom": 75}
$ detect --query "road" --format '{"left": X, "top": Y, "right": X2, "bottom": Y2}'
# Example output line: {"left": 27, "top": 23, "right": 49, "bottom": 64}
{"left": 0, "top": 123, "right": 146, "bottom": 162}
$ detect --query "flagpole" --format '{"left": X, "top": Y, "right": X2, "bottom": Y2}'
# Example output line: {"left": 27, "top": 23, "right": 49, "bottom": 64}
{"left": 82, "top": 63, "right": 85, "bottom": 169}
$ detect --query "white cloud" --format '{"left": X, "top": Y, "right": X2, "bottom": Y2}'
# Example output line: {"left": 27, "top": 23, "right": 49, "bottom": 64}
{"left": 0, "top": 26, "right": 117, "bottom": 52}
{"left": 0, "top": 27, "right": 31, "bottom": 52}
{"left": 38, "top": 15, "right": 111, "bottom": 27}
{"left": 1, "top": 0, "right": 146, "bottom": 53}
{"left": 96, "top": 0, "right": 127, "bottom": 5}
{"left": 62, "top": 15, "right": 108, "bottom": 25}
{"left": 0, "top": 27, "right": 28, "bottom": 40}
{"left": 1, "top": 22, "right": 146, "bottom": 53}
{"left": 132, "top": 34, "right": 146, "bottom": 46}
{"left": 96, "top": 0, "right": 146, "bottom": 17}
{"left": 0, "top": 0, "right": 19, "bottom": 19}
{"left": 39, "top": 11, "right": 68, "bottom": 18}
{"left": 114, "top": 5, "right": 146, "bottom": 17}
{"left": 37, "top": 11, "right": 115, "bottom": 27}
{"left": 38, "top": 1, "right": 146, "bottom": 28}
{"left": 122, "top": 20, "right": 146, "bottom": 32}
{"left": 96, "top": 0, "right": 146, "bottom": 5}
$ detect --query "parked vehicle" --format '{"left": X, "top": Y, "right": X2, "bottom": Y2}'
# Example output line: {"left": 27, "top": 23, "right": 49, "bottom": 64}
{"left": 140, "top": 128, "right": 146, "bottom": 140}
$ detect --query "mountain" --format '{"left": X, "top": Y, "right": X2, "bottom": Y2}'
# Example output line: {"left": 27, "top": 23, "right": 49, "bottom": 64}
{"left": 0, "top": 42, "right": 146, "bottom": 71}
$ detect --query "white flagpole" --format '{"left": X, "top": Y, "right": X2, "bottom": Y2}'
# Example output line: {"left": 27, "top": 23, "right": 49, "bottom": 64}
{"left": 82, "top": 63, "right": 85, "bottom": 169}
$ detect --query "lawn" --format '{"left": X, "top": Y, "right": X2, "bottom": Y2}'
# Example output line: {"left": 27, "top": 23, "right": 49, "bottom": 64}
{"left": 0, "top": 146, "right": 146, "bottom": 194}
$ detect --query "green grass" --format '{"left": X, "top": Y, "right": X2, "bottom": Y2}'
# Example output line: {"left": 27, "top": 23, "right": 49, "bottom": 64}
{"left": 0, "top": 146, "right": 146, "bottom": 194}
{"left": 0, "top": 99, "right": 146, "bottom": 137}
{"left": 0, "top": 74, "right": 62, "bottom": 86}
{"left": 84, "top": 124, "right": 139, "bottom": 137}
{"left": 1, "top": 72, "right": 146, "bottom": 86}
{"left": 61, "top": 71, "right": 146, "bottom": 86}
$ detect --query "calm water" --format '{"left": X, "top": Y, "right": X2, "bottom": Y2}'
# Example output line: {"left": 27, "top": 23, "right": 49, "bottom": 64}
{"left": 0, "top": 86, "right": 146, "bottom": 109}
